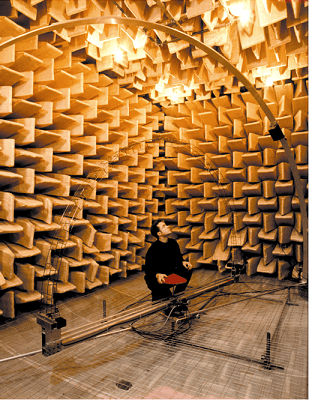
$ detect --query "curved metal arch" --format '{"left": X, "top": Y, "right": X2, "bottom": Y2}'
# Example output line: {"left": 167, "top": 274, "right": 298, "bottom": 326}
{"left": 0, "top": 16, "right": 306, "bottom": 280}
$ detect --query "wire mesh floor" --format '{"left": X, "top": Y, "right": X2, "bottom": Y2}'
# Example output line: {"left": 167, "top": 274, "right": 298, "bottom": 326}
{"left": 0, "top": 268, "right": 307, "bottom": 399}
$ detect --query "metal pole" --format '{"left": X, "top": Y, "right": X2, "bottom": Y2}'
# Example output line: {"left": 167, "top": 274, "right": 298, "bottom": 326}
{"left": 103, "top": 300, "right": 106, "bottom": 319}
{"left": 0, "top": 349, "right": 41, "bottom": 363}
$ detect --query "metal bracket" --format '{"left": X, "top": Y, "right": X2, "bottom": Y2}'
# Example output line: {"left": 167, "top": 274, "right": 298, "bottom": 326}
{"left": 37, "top": 310, "right": 66, "bottom": 357}
{"left": 268, "top": 122, "right": 284, "bottom": 141}
{"left": 261, "top": 332, "right": 284, "bottom": 370}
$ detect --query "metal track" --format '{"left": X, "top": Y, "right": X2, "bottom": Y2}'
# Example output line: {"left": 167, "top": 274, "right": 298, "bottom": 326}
{"left": 61, "top": 275, "right": 236, "bottom": 347}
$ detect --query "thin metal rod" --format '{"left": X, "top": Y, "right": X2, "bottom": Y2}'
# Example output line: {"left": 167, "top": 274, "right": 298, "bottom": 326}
{"left": 103, "top": 299, "right": 106, "bottom": 319}
{"left": 261, "top": 292, "right": 289, "bottom": 369}
{"left": 228, "top": 293, "right": 286, "bottom": 303}
{"left": 0, "top": 328, "right": 134, "bottom": 364}
{"left": 0, "top": 349, "right": 41, "bottom": 363}
{"left": 265, "top": 332, "right": 271, "bottom": 368}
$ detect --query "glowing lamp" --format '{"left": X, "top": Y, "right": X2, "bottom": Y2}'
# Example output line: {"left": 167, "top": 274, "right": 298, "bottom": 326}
{"left": 114, "top": 47, "right": 123, "bottom": 62}
{"left": 228, "top": 0, "right": 243, "bottom": 17}
{"left": 133, "top": 32, "right": 147, "bottom": 49}
{"left": 265, "top": 76, "right": 274, "bottom": 87}
{"left": 239, "top": 8, "right": 251, "bottom": 25}
{"left": 170, "top": 92, "right": 179, "bottom": 102}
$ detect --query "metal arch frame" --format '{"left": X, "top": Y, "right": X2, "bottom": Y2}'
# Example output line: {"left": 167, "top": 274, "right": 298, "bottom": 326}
{"left": 0, "top": 16, "right": 306, "bottom": 280}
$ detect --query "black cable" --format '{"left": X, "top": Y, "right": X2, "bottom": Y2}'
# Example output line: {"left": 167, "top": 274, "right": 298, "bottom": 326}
{"left": 131, "top": 305, "right": 178, "bottom": 333}
{"left": 132, "top": 317, "right": 192, "bottom": 342}
{"left": 120, "top": 293, "right": 152, "bottom": 312}
{"left": 131, "top": 299, "right": 194, "bottom": 343}
{"left": 162, "top": 319, "right": 192, "bottom": 342}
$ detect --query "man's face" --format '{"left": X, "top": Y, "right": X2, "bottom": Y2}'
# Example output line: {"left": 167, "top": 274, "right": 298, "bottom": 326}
{"left": 157, "top": 221, "right": 171, "bottom": 237}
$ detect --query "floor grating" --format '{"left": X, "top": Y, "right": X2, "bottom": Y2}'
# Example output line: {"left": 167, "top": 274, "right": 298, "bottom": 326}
{"left": 0, "top": 268, "right": 307, "bottom": 399}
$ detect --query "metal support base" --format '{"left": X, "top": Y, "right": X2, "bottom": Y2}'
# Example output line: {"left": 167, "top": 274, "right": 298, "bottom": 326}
{"left": 37, "top": 310, "right": 66, "bottom": 357}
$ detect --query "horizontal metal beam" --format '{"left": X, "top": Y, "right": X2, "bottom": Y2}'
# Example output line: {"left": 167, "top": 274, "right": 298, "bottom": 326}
{"left": 61, "top": 276, "right": 236, "bottom": 347}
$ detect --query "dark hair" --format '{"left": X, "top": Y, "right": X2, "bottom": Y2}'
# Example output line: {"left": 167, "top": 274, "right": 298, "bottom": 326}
{"left": 151, "top": 219, "right": 164, "bottom": 239}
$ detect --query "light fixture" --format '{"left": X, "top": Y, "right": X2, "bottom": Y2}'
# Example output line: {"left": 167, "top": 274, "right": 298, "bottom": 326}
{"left": 228, "top": 0, "right": 254, "bottom": 35}
{"left": 170, "top": 91, "right": 179, "bottom": 102}
{"left": 261, "top": 74, "right": 274, "bottom": 87}
{"left": 168, "top": 86, "right": 182, "bottom": 103}
{"left": 133, "top": 30, "right": 148, "bottom": 49}
{"left": 114, "top": 47, "right": 123, "bottom": 62}
{"left": 239, "top": 8, "right": 252, "bottom": 25}
{"left": 228, "top": 0, "right": 243, "bottom": 17}
{"left": 265, "top": 76, "right": 274, "bottom": 87}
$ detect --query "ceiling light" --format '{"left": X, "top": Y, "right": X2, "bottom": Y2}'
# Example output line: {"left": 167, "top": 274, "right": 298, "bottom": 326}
{"left": 239, "top": 8, "right": 252, "bottom": 25}
{"left": 114, "top": 47, "right": 123, "bottom": 62}
{"left": 168, "top": 87, "right": 182, "bottom": 103}
{"left": 265, "top": 76, "right": 274, "bottom": 86}
{"left": 170, "top": 92, "right": 179, "bottom": 102}
{"left": 228, "top": 0, "right": 243, "bottom": 17}
{"left": 133, "top": 31, "right": 148, "bottom": 49}
{"left": 228, "top": 0, "right": 253, "bottom": 35}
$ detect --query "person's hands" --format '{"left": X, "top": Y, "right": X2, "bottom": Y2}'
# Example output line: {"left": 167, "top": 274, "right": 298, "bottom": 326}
{"left": 183, "top": 261, "right": 192, "bottom": 270}
{"left": 156, "top": 273, "right": 168, "bottom": 284}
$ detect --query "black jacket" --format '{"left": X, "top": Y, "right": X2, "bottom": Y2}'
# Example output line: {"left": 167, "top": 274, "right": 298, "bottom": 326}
{"left": 144, "top": 238, "right": 184, "bottom": 289}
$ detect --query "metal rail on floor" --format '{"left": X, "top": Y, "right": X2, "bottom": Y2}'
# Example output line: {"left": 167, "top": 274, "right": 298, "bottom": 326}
{"left": 1, "top": 278, "right": 304, "bottom": 370}
{"left": 37, "top": 275, "right": 237, "bottom": 356}
{"left": 165, "top": 337, "right": 285, "bottom": 371}
{"left": 172, "top": 286, "right": 302, "bottom": 371}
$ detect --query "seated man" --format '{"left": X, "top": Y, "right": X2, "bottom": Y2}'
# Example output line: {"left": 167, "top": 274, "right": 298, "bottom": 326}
{"left": 144, "top": 220, "right": 193, "bottom": 304}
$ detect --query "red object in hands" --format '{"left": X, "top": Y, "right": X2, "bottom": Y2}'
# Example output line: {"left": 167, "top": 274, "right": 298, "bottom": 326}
{"left": 163, "top": 273, "right": 187, "bottom": 285}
